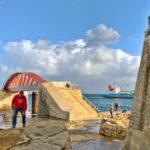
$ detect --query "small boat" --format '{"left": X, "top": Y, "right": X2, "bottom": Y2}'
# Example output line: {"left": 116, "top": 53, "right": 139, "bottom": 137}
{"left": 102, "top": 85, "right": 134, "bottom": 99}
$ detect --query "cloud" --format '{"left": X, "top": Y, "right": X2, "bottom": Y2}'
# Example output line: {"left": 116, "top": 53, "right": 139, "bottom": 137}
{"left": 2, "top": 24, "right": 140, "bottom": 92}
{"left": 86, "top": 24, "right": 119, "bottom": 46}
{"left": 0, "top": 64, "right": 10, "bottom": 77}
{"left": 0, "top": 64, "right": 21, "bottom": 88}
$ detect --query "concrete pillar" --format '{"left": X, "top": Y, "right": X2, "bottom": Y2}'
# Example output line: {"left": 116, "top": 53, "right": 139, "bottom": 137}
{"left": 32, "top": 92, "right": 38, "bottom": 114}
{"left": 37, "top": 91, "right": 50, "bottom": 117}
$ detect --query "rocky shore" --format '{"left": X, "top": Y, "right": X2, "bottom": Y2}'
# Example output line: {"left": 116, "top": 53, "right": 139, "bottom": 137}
{"left": 99, "top": 112, "right": 130, "bottom": 138}
{"left": 65, "top": 111, "right": 130, "bottom": 150}
{"left": 0, "top": 111, "right": 130, "bottom": 150}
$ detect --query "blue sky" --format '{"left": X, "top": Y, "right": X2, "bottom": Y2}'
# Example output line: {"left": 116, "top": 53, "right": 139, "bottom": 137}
{"left": 0, "top": 0, "right": 149, "bottom": 54}
{"left": 0, "top": 0, "right": 149, "bottom": 92}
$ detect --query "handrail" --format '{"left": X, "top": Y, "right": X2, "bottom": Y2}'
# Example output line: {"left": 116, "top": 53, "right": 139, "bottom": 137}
{"left": 82, "top": 95, "right": 101, "bottom": 114}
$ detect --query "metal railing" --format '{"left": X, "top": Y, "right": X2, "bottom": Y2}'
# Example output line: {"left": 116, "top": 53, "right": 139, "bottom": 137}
{"left": 82, "top": 95, "right": 101, "bottom": 114}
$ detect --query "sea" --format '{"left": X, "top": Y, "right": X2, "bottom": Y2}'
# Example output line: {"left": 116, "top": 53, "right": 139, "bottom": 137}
{"left": 83, "top": 94, "right": 133, "bottom": 112}
{"left": 27, "top": 93, "right": 133, "bottom": 113}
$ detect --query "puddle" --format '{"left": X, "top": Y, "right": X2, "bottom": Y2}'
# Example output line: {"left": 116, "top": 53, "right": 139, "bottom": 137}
{"left": 68, "top": 120, "right": 101, "bottom": 134}
{"left": 86, "top": 120, "right": 101, "bottom": 134}
{"left": 0, "top": 113, "right": 37, "bottom": 129}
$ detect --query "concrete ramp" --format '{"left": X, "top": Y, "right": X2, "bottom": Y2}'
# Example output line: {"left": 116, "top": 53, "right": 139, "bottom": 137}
{"left": 40, "top": 82, "right": 100, "bottom": 121}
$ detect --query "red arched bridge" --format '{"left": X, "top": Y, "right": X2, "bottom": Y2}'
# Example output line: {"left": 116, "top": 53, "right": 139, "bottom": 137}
{"left": 3, "top": 72, "right": 47, "bottom": 92}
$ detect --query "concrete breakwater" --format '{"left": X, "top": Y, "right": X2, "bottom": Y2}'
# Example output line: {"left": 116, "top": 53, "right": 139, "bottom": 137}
{"left": 0, "top": 118, "right": 71, "bottom": 150}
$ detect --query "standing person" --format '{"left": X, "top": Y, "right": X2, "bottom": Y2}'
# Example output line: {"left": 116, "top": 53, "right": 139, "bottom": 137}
{"left": 109, "top": 107, "right": 113, "bottom": 118}
{"left": 114, "top": 103, "right": 119, "bottom": 111}
{"left": 12, "top": 91, "right": 27, "bottom": 128}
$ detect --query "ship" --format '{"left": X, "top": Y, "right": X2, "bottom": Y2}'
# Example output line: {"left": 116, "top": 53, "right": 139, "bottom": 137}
{"left": 101, "top": 85, "right": 134, "bottom": 99}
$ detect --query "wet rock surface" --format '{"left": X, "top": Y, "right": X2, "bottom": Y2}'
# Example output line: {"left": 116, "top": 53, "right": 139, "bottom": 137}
{"left": 0, "top": 118, "right": 71, "bottom": 150}
{"left": 67, "top": 119, "right": 122, "bottom": 150}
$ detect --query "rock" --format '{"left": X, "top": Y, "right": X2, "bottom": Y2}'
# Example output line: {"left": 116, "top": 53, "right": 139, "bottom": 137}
{"left": 99, "top": 121, "right": 123, "bottom": 137}
{"left": 99, "top": 113, "right": 129, "bottom": 138}
{"left": 11, "top": 140, "right": 62, "bottom": 150}
{"left": 3, "top": 113, "right": 11, "bottom": 122}
{"left": 0, "top": 118, "right": 71, "bottom": 150}
{"left": 47, "top": 131, "right": 70, "bottom": 147}
{"left": 0, "top": 129, "right": 30, "bottom": 150}
{"left": 66, "top": 121, "right": 78, "bottom": 129}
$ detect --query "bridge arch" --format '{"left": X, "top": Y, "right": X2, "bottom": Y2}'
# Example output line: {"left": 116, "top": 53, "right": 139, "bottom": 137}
{"left": 3, "top": 72, "right": 46, "bottom": 92}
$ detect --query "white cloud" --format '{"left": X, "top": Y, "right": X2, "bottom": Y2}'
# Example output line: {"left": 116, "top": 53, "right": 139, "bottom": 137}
{"left": 86, "top": 24, "right": 119, "bottom": 46}
{"left": 2, "top": 24, "right": 140, "bottom": 92}
{"left": 0, "top": 64, "right": 21, "bottom": 88}
{"left": 0, "top": 64, "right": 9, "bottom": 73}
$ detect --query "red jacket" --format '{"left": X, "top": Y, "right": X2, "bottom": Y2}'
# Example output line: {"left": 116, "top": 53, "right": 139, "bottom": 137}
{"left": 12, "top": 94, "right": 27, "bottom": 111}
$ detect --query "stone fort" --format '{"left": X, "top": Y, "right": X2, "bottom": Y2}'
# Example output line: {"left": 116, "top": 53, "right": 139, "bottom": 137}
{"left": 122, "top": 17, "right": 150, "bottom": 150}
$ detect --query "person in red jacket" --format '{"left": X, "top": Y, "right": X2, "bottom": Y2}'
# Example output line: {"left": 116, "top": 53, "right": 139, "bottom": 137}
{"left": 12, "top": 91, "right": 27, "bottom": 128}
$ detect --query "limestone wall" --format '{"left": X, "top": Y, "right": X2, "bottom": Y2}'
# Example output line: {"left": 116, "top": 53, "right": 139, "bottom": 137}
{"left": 38, "top": 83, "right": 69, "bottom": 120}
{"left": 121, "top": 128, "right": 150, "bottom": 150}
{"left": 129, "top": 25, "right": 150, "bottom": 130}
{"left": 121, "top": 17, "right": 150, "bottom": 150}
{"left": 38, "top": 91, "right": 50, "bottom": 117}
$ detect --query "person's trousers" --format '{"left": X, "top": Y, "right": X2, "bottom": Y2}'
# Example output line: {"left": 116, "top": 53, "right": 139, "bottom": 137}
{"left": 12, "top": 108, "right": 26, "bottom": 127}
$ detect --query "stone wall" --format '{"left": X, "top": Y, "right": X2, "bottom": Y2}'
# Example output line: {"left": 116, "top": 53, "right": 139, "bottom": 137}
{"left": 38, "top": 84, "right": 69, "bottom": 120}
{"left": 122, "top": 128, "right": 150, "bottom": 150}
{"left": 121, "top": 17, "right": 150, "bottom": 150}
{"left": 129, "top": 18, "right": 150, "bottom": 130}
{"left": 38, "top": 91, "right": 50, "bottom": 117}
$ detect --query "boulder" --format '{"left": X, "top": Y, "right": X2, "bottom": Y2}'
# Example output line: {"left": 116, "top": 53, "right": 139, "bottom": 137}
{"left": 99, "top": 113, "right": 130, "bottom": 138}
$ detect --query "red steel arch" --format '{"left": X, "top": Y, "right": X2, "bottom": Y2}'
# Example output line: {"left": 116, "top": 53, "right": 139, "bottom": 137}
{"left": 3, "top": 72, "right": 47, "bottom": 91}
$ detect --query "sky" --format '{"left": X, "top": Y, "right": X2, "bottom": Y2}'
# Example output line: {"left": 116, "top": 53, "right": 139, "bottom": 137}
{"left": 0, "top": 0, "right": 150, "bottom": 93}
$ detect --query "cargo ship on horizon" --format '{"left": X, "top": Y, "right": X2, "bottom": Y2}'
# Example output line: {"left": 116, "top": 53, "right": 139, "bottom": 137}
{"left": 101, "top": 85, "right": 134, "bottom": 99}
